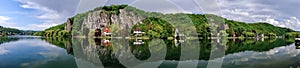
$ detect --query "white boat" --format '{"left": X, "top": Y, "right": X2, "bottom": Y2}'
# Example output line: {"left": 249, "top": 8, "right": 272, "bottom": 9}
{"left": 296, "top": 38, "right": 300, "bottom": 46}
{"left": 296, "top": 38, "right": 300, "bottom": 41}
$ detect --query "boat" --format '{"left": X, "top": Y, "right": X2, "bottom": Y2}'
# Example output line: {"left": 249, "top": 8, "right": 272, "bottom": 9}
{"left": 295, "top": 37, "right": 300, "bottom": 46}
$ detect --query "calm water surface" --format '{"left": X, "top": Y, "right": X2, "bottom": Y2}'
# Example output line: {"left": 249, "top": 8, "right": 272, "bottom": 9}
{"left": 0, "top": 35, "right": 299, "bottom": 68}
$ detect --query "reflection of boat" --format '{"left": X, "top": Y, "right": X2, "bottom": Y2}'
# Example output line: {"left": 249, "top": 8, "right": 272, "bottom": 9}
{"left": 174, "top": 28, "right": 186, "bottom": 47}
{"left": 133, "top": 40, "right": 144, "bottom": 45}
{"left": 296, "top": 38, "right": 300, "bottom": 46}
{"left": 295, "top": 46, "right": 300, "bottom": 49}
{"left": 174, "top": 39, "right": 185, "bottom": 47}
{"left": 101, "top": 39, "right": 111, "bottom": 46}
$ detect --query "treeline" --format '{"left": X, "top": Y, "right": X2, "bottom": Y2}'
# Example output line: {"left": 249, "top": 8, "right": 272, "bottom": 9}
{"left": 33, "top": 23, "right": 71, "bottom": 37}
{"left": 225, "top": 20, "right": 297, "bottom": 38}
{"left": 0, "top": 26, "right": 36, "bottom": 36}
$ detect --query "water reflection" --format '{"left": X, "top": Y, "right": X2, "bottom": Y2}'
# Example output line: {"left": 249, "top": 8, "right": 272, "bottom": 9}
{"left": 47, "top": 37, "right": 295, "bottom": 68}
{"left": 1, "top": 36, "right": 299, "bottom": 68}
{"left": 0, "top": 37, "right": 19, "bottom": 44}
{"left": 0, "top": 36, "right": 77, "bottom": 68}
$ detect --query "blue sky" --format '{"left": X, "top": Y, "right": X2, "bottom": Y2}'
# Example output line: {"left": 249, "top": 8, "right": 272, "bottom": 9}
{"left": 0, "top": 0, "right": 299, "bottom": 31}
{"left": 0, "top": 0, "right": 79, "bottom": 30}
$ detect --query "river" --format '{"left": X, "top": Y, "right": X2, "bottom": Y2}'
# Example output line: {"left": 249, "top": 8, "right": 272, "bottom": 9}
{"left": 0, "top": 35, "right": 299, "bottom": 68}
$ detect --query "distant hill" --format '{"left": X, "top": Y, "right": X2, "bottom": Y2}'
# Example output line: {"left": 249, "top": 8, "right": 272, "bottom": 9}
{"left": 0, "top": 26, "right": 36, "bottom": 36}
{"left": 38, "top": 5, "right": 299, "bottom": 38}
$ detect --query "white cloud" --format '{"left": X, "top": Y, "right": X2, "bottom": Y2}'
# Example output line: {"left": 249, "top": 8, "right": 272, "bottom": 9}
{"left": 216, "top": 0, "right": 300, "bottom": 31}
{"left": 15, "top": 0, "right": 79, "bottom": 30}
{"left": 0, "top": 16, "right": 20, "bottom": 29}
{"left": 0, "top": 16, "right": 10, "bottom": 21}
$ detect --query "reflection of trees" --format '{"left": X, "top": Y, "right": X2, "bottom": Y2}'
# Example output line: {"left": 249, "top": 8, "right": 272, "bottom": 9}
{"left": 43, "top": 37, "right": 73, "bottom": 55}
{"left": 71, "top": 38, "right": 125, "bottom": 68}
{"left": 226, "top": 38, "right": 293, "bottom": 54}
{"left": 129, "top": 40, "right": 151, "bottom": 60}
{"left": 0, "top": 37, "right": 19, "bottom": 44}
{"left": 65, "top": 37, "right": 294, "bottom": 67}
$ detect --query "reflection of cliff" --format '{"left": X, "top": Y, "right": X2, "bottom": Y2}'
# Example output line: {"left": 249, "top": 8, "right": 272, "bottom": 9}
{"left": 68, "top": 38, "right": 294, "bottom": 67}
{"left": 72, "top": 38, "right": 125, "bottom": 68}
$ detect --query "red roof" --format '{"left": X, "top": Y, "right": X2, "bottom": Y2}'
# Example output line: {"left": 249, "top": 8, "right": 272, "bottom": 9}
{"left": 103, "top": 28, "right": 111, "bottom": 32}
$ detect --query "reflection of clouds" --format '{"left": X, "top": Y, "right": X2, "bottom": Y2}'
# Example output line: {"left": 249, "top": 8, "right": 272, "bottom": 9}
{"left": 0, "top": 47, "right": 8, "bottom": 55}
{"left": 20, "top": 40, "right": 68, "bottom": 67}
{"left": 211, "top": 43, "right": 300, "bottom": 65}
{"left": 0, "top": 39, "right": 71, "bottom": 67}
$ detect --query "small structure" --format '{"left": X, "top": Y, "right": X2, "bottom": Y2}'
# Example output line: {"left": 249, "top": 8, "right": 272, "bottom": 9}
{"left": 174, "top": 28, "right": 186, "bottom": 47}
{"left": 133, "top": 28, "right": 144, "bottom": 36}
{"left": 102, "top": 27, "right": 111, "bottom": 36}
{"left": 94, "top": 29, "right": 101, "bottom": 37}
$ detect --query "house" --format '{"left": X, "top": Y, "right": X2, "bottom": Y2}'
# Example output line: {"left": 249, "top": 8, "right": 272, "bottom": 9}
{"left": 133, "top": 28, "right": 144, "bottom": 36}
{"left": 102, "top": 27, "right": 111, "bottom": 36}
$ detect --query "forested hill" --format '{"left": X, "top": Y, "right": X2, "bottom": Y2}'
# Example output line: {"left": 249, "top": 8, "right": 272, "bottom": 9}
{"left": 36, "top": 5, "right": 300, "bottom": 38}
{"left": 225, "top": 20, "right": 295, "bottom": 37}
{"left": 0, "top": 26, "right": 36, "bottom": 36}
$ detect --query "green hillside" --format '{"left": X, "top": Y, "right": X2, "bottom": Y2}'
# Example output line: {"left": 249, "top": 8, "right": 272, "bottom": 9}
{"left": 33, "top": 23, "right": 70, "bottom": 37}
{"left": 39, "top": 5, "right": 300, "bottom": 38}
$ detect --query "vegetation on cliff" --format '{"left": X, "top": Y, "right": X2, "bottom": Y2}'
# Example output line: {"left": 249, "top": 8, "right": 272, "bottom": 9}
{"left": 33, "top": 23, "right": 71, "bottom": 37}
{"left": 38, "top": 5, "right": 300, "bottom": 38}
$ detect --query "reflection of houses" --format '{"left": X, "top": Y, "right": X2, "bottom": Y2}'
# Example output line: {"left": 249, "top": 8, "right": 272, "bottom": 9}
{"left": 253, "top": 30, "right": 264, "bottom": 38}
{"left": 94, "top": 38, "right": 111, "bottom": 47}
{"left": 255, "top": 33, "right": 264, "bottom": 38}
{"left": 101, "top": 39, "right": 111, "bottom": 46}
{"left": 133, "top": 28, "right": 144, "bottom": 36}
{"left": 133, "top": 40, "right": 145, "bottom": 45}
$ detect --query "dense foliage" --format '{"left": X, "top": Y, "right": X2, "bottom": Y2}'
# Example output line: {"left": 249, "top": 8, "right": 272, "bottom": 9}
{"left": 225, "top": 20, "right": 295, "bottom": 37}
{"left": 131, "top": 17, "right": 175, "bottom": 38}
{"left": 33, "top": 23, "right": 71, "bottom": 37}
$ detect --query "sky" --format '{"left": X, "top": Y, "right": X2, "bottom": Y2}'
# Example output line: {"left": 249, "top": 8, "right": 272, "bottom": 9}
{"left": 0, "top": 0, "right": 299, "bottom": 31}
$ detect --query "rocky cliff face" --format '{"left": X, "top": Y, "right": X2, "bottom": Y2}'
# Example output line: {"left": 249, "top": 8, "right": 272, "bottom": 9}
{"left": 65, "top": 18, "right": 73, "bottom": 32}
{"left": 81, "top": 9, "right": 144, "bottom": 32}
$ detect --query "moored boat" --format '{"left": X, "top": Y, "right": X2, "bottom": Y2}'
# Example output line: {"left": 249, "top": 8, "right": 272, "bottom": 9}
{"left": 295, "top": 37, "right": 300, "bottom": 46}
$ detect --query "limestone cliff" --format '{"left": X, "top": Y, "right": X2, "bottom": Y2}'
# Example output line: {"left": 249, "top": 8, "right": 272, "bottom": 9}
{"left": 65, "top": 18, "right": 73, "bottom": 32}
{"left": 81, "top": 9, "right": 144, "bottom": 31}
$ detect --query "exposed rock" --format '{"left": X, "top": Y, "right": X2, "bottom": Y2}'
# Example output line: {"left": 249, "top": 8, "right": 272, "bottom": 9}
{"left": 65, "top": 18, "right": 73, "bottom": 32}
{"left": 81, "top": 9, "right": 144, "bottom": 33}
